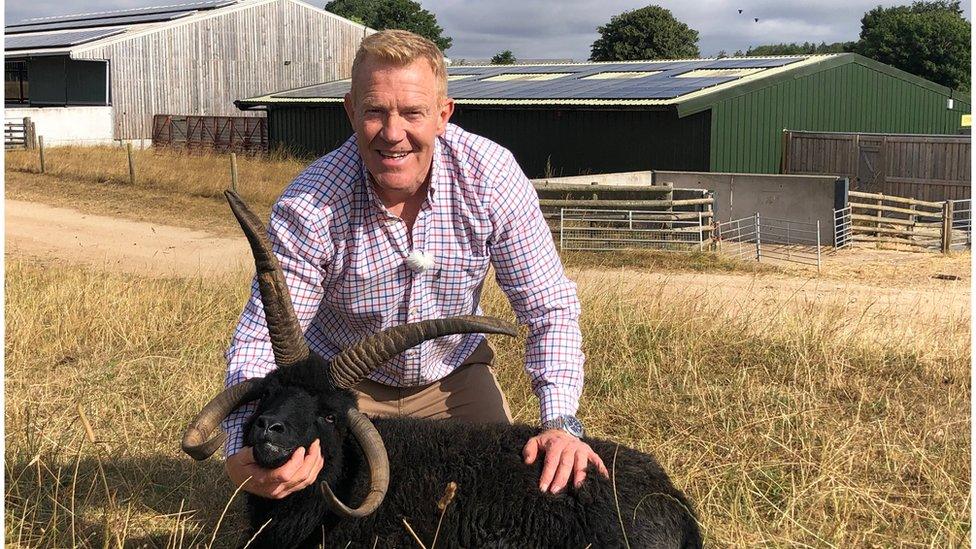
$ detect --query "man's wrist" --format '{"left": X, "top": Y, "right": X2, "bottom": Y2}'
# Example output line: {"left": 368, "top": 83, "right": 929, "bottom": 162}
{"left": 541, "top": 415, "right": 585, "bottom": 438}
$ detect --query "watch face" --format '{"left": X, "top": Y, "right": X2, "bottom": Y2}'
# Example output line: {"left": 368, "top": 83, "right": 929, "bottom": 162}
{"left": 564, "top": 416, "right": 584, "bottom": 437}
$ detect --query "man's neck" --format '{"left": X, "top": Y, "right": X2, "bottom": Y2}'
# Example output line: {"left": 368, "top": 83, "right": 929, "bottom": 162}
{"left": 373, "top": 177, "right": 430, "bottom": 236}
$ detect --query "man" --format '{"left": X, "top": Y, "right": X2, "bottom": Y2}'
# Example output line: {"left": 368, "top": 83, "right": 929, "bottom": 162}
{"left": 223, "top": 29, "right": 608, "bottom": 500}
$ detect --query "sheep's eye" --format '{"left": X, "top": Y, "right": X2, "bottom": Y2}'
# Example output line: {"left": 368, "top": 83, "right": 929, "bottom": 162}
{"left": 324, "top": 415, "right": 335, "bottom": 423}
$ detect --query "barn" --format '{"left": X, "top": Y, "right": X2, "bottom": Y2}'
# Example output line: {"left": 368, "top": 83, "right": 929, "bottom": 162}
{"left": 4, "top": 0, "right": 370, "bottom": 145}
{"left": 235, "top": 53, "right": 970, "bottom": 178}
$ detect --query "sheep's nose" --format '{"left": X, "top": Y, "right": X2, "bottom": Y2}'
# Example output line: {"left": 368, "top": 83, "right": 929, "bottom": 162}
{"left": 255, "top": 416, "right": 285, "bottom": 434}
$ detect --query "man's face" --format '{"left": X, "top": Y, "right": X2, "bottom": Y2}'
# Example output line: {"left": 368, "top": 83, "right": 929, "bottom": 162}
{"left": 344, "top": 57, "right": 454, "bottom": 199}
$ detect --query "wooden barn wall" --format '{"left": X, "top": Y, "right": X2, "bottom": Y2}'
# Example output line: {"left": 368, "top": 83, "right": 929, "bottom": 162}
{"left": 75, "top": 0, "right": 369, "bottom": 139}
{"left": 266, "top": 104, "right": 711, "bottom": 178}
{"left": 709, "top": 60, "right": 971, "bottom": 174}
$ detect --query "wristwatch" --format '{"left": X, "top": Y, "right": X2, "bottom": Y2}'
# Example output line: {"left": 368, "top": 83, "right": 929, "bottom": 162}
{"left": 542, "top": 415, "right": 585, "bottom": 438}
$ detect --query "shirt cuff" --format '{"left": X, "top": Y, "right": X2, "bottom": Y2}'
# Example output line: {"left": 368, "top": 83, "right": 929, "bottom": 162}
{"left": 536, "top": 384, "right": 579, "bottom": 425}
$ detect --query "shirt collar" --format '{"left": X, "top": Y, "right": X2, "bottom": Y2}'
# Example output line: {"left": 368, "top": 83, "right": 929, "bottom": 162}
{"left": 359, "top": 135, "right": 444, "bottom": 211}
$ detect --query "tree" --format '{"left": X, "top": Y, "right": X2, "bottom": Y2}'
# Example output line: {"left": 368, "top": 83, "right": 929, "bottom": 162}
{"left": 589, "top": 5, "right": 699, "bottom": 61}
{"left": 853, "top": 0, "right": 970, "bottom": 90}
{"left": 746, "top": 41, "right": 854, "bottom": 56}
{"left": 325, "top": 0, "right": 452, "bottom": 51}
{"left": 491, "top": 50, "right": 517, "bottom": 65}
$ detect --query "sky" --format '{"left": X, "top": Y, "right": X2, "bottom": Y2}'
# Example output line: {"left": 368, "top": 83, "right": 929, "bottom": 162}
{"left": 5, "top": 0, "right": 973, "bottom": 60}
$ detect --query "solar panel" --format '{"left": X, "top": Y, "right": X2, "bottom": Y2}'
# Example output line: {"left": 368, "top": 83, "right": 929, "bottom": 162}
{"left": 6, "top": 11, "right": 196, "bottom": 34}
{"left": 266, "top": 57, "right": 815, "bottom": 103}
{"left": 7, "top": 0, "right": 236, "bottom": 28}
{"left": 5, "top": 28, "right": 125, "bottom": 50}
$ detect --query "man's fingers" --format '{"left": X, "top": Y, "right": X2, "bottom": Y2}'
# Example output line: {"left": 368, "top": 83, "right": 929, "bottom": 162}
{"left": 523, "top": 438, "right": 539, "bottom": 464}
{"left": 593, "top": 451, "right": 610, "bottom": 478}
{"left": 549, "top": 449, "right": 576, "bottom": 493}
{"left": 538, "top": 441, "right": 566, "bottom": 492}
{"left": 266, "top": 446, "right": 306, "bottom": 484}
{"left": 279, "top": 442, "right": 321, "bottom": 493}
{"left": 572, "top": 451, "right": 589, "bottom": 488}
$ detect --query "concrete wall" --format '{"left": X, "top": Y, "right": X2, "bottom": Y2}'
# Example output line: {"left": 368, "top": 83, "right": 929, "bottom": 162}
{"left": 654, "top": 171, "right": 846, "bottom": 244}
{"left": 5, "top": 107, "right": 114, "bottom": 146}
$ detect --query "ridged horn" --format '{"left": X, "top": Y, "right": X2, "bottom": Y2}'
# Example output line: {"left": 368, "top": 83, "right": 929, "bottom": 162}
{"left": 181, "top": 378, "right": 266, "bottom": 461}
{"left": 319, "top": 409, "right": 390, "bottom": 517}
{"left": 328, "top": 315, "right": 519, "bottom": 389}
{"left": 225, "top": 190, "right": 309, "bottom": 367}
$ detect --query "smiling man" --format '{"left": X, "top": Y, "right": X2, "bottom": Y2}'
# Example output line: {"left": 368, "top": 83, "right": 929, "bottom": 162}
{"left": 222, "top": 29, "right": 607, "bottom": 500}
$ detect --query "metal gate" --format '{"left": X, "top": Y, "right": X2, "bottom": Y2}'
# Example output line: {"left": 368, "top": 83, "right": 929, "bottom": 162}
{"left": 558, "top": 208, "right": 707, "bottom": 251}
{"left": 716, "top": 213, "right": 822, "bottom": 270}
{"left": 834, "top": 206, "right": 853, "bottom": 249}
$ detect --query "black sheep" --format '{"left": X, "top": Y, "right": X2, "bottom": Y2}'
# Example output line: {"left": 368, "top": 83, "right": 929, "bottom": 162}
{"left": 182, "top": 191, "right": 702, "bottom": 548}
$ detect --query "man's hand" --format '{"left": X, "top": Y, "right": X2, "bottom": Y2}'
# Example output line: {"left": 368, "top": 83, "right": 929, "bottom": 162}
{"left": 225, "top": 439, "right": 324, "bottom": 499}
{"left": 523, "top": 430, "right": 609, "bottom": 494}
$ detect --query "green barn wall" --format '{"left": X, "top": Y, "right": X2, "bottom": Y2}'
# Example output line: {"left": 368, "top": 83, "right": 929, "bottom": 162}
{"left": 707, "top": 61, "right": 971, "bottom": 174}
{"left": 268, "top": 104, "right": 711, "bottom": 178}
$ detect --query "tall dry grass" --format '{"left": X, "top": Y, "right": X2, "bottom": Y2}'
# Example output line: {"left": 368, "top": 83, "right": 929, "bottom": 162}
{"left": 5, "top": 256, "right": 970, "bottom": 547}
{"left": 5, "top": 146, "right": 305, "bottom": 216}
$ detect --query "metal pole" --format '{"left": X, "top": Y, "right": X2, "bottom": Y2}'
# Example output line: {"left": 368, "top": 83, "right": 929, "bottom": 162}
{"left": 38, "top": 135, "right": 46, "bottom": 173}
{"left": 698, "top": 211, "right": 703, "bottom": 251}
{"left": 230, "top": 152, "right": 239, "bottom": 191}
{"left": 755, "top": 213, "right": 762, "bottom": 262}
{"left": 816, "top": 220, "right": 821, "bottom": 273}
{"left": 127, "top": 142, "right": 136, "bottom": 185}
{"left": 559, "top": 208, "right": 565, "bottom": 251}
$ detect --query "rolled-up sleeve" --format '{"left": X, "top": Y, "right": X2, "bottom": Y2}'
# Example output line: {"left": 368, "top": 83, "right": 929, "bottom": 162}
{"left": 221, "top": 195, "right": 333, "bottom": 456}
{"left": 487, "top": 153, "right": 584, "bottom": 424}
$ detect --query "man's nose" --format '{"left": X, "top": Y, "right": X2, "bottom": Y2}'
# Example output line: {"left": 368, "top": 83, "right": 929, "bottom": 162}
{"left": 380, "top": 114, "right": 406, "bottom": 143}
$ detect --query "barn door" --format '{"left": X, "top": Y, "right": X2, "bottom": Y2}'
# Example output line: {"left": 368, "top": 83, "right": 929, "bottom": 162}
{"left": 855, "top": 138, "right": 883, "bottom": 193}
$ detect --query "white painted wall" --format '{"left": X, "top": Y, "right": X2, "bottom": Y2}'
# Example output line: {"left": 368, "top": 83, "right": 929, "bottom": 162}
{"left": 5, "top": 106, "right": 114, "bottom": 146}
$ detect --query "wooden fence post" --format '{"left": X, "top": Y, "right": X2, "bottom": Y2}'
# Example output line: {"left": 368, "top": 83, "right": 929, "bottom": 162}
{"left": 127, "top": 142, "right": 136, "bottom": 185}
{"left": 875, "top": 196, "right": 883, "bottom": 248}
{"left": 38, "top": 135, "right": 46, "bottom": 173}
{"left": 941, "top": 200, "right": 954, "bottom": 253}
{"left": 230, "top": 152, "right": 239, "bottom": 191}
{"left": 23, "top": 117, "right": 34, "bottom": 150}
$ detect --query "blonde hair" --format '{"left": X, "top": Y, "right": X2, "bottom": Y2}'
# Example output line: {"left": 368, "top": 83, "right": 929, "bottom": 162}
{"left": 351, "top": 30, "right": 448, "bottom": 98}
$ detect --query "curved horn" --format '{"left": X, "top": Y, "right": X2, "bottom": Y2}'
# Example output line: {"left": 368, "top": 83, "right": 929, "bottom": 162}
{"left": 328, "top": 315, "right": 519, "bottom": 389}
{"left": 320, "top": 409, "right": 390, "bottom": 518}
{"left": 181, "top": 378, "right": 266, "bottom": 460}
{"left": 225, "top": 190, "right": 309, "bottom": 367}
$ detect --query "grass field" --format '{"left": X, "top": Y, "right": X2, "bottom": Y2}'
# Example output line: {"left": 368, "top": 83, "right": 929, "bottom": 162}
{"left": 4, "top": 148, "right": 972, "bottom": 547}
{"left": 5, "top": 256, "right": 970, "bottom": 547}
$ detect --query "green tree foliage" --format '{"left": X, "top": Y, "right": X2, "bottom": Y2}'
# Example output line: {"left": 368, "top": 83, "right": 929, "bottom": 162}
{"left": 490, "top": 50, "right": 517, "bottom": 65}
{"left": 746, "top": 41, "right": 855, "bottom": 56}
{"left": 325, "top": 0, "right": 452, "bottom": 51}
{"left": 853, "top": 0, "right": 970, "bottom": 90}
{"left": 589, "top": 5, "right": 699, "bottom": 61}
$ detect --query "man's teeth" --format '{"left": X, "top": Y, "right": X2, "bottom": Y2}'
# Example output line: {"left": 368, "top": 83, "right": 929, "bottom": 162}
{"left": 380, "top": 151, "right": 409, "bottom": 159}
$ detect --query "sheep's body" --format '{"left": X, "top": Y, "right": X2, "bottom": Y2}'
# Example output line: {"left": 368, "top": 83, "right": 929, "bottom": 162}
{"left": 247, "top": 417, "right": 701, "bottom": 548}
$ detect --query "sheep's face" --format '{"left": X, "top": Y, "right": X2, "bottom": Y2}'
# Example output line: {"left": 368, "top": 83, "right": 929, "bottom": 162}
{"left": 244, "top": 364, "right": 358, "bottom": 470}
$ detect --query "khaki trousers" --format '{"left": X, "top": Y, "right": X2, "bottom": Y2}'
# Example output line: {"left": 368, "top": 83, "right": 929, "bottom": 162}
{"left": 352, "top": 340, "right": 514, "bottom": 425}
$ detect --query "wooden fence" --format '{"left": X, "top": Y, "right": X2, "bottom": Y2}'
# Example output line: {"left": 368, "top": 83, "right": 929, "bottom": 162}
{"left": 782, "top": 130, "right": 971, "bottom": 202}
{"left": 151, "top": 114, "right": 268, "bottom": 154}
{"left": 847, "top": 190, "right": 968, "bottom": 252}
{"left": 4, "top": 117, "right": 35, "bottom": 150}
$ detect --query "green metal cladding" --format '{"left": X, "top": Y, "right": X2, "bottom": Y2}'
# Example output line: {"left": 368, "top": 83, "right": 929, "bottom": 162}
{"left": 696, "top": 55, "right": 970, "bottom": 174}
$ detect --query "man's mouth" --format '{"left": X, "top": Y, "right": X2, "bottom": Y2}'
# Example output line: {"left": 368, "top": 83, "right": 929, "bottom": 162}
{"left": 378, "top": 150, "right": 411, "bottom": 159}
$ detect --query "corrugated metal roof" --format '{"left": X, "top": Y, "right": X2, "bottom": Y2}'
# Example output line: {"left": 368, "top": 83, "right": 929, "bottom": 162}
{"left": 239, "top": 56, "right": 824, "bottom": 107}
{"left": 5, "top": 28, "right": 126, "bottom": 50}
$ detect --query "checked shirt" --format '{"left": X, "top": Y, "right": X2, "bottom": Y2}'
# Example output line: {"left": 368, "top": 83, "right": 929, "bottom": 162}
{"left": 222, "top": 123, "right": 584, "bottom": 456}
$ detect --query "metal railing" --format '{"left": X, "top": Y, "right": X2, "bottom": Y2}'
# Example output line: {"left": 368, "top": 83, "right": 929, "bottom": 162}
{"left": 834, "top": 206, "right": 852, "bottom": 250}
{"left": 716, "top": 213, "right": 823, "bottom": 270}
{"left": 558, "top": 208, "right": 707, "bottom": 252}
{"left": 950, "top": 199, "right": 971, "bottom": 249}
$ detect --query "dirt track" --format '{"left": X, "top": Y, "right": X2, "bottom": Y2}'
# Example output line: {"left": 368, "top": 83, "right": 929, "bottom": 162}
{"left": 6, "top": 199, "right": 970, "bottom": 323}
{"left": 6, "top": 200, "right": 251, "bottom": 277}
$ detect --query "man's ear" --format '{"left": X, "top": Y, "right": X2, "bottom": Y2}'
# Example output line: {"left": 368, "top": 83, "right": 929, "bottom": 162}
{"left": 436, "top": 96, "right": 455, "bottom": 136}
{"left": 344, "top": 92, "right": 356, "bottom": 125}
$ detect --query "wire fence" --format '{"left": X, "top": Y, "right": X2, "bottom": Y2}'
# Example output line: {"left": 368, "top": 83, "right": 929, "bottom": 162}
{"left": 558, "top": 208, "right": 708, "bottom": 252}
{"left": 950, "top": 199, "right": 971, "bottom": 249}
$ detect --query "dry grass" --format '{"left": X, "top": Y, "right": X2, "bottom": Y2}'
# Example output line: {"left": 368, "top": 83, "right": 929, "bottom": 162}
{"left": 5, "top": 146, "right": 307, "bottom": 235}
{"left": 5, "top": 253, "right": 970, "bottom": 547}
